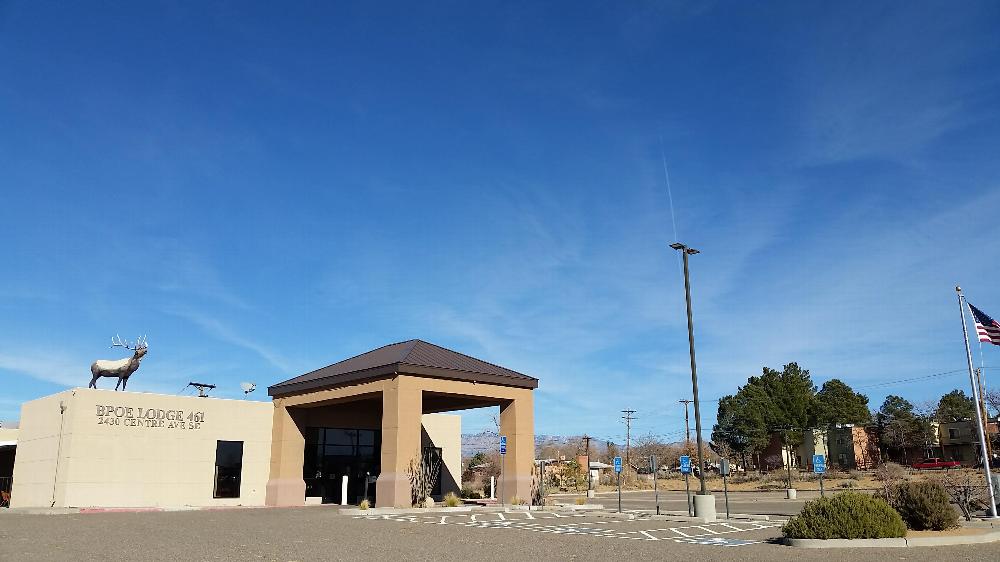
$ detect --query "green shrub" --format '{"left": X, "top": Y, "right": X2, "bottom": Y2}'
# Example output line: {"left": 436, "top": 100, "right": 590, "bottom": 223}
{"left": 894, "top": 481, "right": 958, "bottom": 531}
{"left": 443, "top": 492, "right": 462, "bottom": 507}
{"left": 782, "top": 492, "right": 906, "bottom": 539}
{"left": 460, "top": 486, "right": 481, "bottom": 499}
{"left": 358, "top": 499, "right": 370, "bottom": 510}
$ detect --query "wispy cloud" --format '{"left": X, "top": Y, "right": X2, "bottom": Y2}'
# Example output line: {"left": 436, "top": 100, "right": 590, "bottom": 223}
{"left": 791, "top": 5, "right": 992, "bottom": 165}
{"left": 166, "top": 308, "right": 297, "bottom": 375}
{"left": 150, "top": 243, "right": 252, "bottom": 310}
{"left": 0, "top": 350, "right": 86, "bottom": 387}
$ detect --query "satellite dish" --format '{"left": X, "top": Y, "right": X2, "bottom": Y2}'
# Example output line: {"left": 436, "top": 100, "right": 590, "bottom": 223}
{"left": 240, "top": 382, "right": 256, "bottom": 397}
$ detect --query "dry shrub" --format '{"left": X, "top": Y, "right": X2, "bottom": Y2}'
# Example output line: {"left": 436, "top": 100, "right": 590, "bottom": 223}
{"left": 782, "top": 492, "right": 906, "bottom": 539}
{"left": 894, "top": 480, "right": 958, "bottom": 530}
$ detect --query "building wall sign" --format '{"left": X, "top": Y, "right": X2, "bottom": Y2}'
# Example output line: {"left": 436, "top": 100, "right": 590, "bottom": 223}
{"left": 96, "top": 404, "right": 205, "bottom": 429}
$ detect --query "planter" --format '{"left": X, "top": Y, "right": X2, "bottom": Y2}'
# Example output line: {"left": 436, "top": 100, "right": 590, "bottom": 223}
{"left": 783, "top": 530, "right": 1000, "bottom": 548}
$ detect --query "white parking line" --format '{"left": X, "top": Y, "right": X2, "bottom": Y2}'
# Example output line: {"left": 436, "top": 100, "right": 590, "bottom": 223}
{"left": 638, "top": 530, "right": 660, "bottom": 541}
{"left": 355, "top": 512, "right": 780, "bottom": 548}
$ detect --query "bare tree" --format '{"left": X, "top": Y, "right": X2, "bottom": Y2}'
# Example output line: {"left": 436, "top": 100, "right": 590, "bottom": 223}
{"left": 936, "top": 471, "right": 989, "bottom": 521}
{"left": 985, "top": 388, "right": 1000, "bottom": 417}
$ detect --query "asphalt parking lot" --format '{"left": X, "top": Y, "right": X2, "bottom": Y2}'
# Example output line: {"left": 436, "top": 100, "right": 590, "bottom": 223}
{"left": 2, "top": 506, "right": 997, "bottom": 561}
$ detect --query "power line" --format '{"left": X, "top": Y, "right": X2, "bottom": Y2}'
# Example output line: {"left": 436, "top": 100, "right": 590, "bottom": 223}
{"left": 850, "top": 369, "right": 967, "bottom": 390}
{"left": 698, "top": 368, "right": 970, "bottom": 403}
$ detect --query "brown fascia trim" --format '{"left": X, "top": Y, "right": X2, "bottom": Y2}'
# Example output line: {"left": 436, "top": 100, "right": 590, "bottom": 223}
{"left": 268, "top": 362, "right": 538, "bottom": 398}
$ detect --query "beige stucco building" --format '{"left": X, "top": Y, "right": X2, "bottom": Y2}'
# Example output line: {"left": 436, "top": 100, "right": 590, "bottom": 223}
{"left": 266, "top": 339, "right": 537, "bottom": 508}
{"left": 6, "top": 339, "right": 534, "bottom": 510}
{"left": 11, "top": 388, "right": 274, "bottom": 508}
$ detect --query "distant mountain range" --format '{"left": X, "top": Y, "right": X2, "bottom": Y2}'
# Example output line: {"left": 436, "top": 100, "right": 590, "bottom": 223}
{"left": 461, "top": 431, "right": 605, "bottom": 458}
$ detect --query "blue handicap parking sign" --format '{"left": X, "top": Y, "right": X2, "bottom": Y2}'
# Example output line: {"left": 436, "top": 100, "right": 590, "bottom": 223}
{"left": 680, "top": 455, "right": 691, "bottom": 474}
{"left": 813, "top": 454, "right": 826, "bottom": 474}
{"left": 613, "top": 456, "right": 623, "bottom": 473}
{"left": 499, "top": 435, "right": 507, "bottom": 455}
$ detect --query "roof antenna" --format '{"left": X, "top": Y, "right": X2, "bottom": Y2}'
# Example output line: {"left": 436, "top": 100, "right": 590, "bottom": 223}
{"left": 240, "top": 382, "right": 257, "bottom": 399}
{"left": 187, "top": 382, "right": 216, "bottom": 398}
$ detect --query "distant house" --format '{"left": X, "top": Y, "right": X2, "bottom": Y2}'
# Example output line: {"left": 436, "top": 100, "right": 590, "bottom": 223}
{"left": 827, "top": 425, "right": 879, "bottom": 469}
{"left": 934, "top": 418, "right": 998, "bottom": 467}
{"left": 762, "top": 425, "right": 879, "bottom": 471}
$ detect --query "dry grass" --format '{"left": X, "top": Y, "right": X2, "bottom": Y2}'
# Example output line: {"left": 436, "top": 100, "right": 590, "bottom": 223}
{"left": 592, "top": 468, "right": 984, "bottom": 493}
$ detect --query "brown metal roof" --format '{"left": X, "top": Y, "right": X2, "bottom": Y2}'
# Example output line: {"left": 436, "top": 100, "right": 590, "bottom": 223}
{"left": 268, "top": 339, "right": 538, "bottom": 396}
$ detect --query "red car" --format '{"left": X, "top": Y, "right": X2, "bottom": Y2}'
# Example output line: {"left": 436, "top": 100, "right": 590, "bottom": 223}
{"left": 911, "top": 458, "right": 961, "bottom": 470}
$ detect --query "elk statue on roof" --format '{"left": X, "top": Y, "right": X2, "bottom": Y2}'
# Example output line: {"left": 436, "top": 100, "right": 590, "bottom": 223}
{"left": 89, "top": 335, "right": 148, "bottom": 391}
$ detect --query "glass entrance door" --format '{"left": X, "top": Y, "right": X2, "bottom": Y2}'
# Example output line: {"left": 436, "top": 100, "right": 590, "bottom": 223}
{"left": 303, "top": 427, "right": 381, "bottom": 504}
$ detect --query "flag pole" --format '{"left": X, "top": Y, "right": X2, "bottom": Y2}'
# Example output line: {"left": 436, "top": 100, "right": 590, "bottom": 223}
{"left": 957, "top": 286, "right": 998, "bottom": 518}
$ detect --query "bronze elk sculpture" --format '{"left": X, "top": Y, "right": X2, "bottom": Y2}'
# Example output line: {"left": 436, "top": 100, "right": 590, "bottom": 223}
{"left": 89, "top": 335, "right": 148, "bottom": 391}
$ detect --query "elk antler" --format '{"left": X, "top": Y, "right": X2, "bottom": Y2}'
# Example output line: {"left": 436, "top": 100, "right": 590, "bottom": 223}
{"left": 111, "top": 334, "right": 136, "bottom": 351}
{"left": 138, "top": 335, "right": 148, "bottom": 349}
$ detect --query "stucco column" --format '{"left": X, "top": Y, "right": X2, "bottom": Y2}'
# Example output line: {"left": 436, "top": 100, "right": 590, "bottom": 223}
{"left": 376, "top": 376, "right": 423, "bottom": 507}
{"left": 499, "top": 390, "right": 534, "bottom": 504}
{"left": 265, "top": 402, "right": 306, "bottom": 506}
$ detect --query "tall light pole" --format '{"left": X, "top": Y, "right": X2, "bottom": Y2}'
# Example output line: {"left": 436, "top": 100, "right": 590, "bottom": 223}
{"left": 670, "top": 242, "right": 708, "bottom": 496}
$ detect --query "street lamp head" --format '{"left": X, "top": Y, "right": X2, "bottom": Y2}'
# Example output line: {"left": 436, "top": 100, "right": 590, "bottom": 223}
{"left": 670, "top": 242, "right": 700, "bottom": 255}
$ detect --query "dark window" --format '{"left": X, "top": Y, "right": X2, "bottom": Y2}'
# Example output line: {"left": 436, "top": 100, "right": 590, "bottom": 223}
{"left": 214, "top": 441, "right": 244, "bottom": 498}
{"left": 949, "top": 428, "right": 959, "bottom": 439}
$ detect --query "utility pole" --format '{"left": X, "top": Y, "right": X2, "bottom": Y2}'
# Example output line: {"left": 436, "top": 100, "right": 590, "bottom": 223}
{"left": 679, "top": 399, "right": 692, "bottom": 452}
{"left": 622, "top": 410, "right": 637, "bottom": 468}
{"left": 582, "top": 435, "right": 593, "bottom": 492}
{"left": 976, "top": 369, "right": 994, "bottom": 459}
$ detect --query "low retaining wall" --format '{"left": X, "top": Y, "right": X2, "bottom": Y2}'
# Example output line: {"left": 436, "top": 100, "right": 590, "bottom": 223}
{"left": 784, "top": 531, "right": 1000, "bottom": 548}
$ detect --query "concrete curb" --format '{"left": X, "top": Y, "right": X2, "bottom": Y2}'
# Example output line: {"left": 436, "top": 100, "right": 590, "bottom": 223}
{"left": 783, "top": 531, "right": 1000, "bottom": 548}
{"left": 551, "top": 503, "right": 605, "bottom": 511}
{"left": 628, "top": 509, "right": 773, "bottom": 522}
{"left": 342, "top": 506, "right": 475, "bottom": 516}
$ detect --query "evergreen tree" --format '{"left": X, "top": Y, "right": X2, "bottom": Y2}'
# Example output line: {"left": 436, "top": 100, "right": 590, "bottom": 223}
{"left": 712, "top": 363, "right": 816, "bottom": 470}
{"left": 876, "top": 395, "right": 932, "bottom": 464}
{"left": 934, "top": 389, "right": 977, "bottom": 422}
{"left": 812, "top": 379, "right": 872, "bottom": 426}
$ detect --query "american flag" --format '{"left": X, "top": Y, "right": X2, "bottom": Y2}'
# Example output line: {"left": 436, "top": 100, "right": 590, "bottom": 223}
{"left": 968, "top": 302, "right": 1000, "bottom": 346}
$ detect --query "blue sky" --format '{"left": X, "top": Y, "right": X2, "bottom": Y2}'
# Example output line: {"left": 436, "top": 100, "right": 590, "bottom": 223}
{"left": 2, "top": 2, "right": 1000, "bottom": 445}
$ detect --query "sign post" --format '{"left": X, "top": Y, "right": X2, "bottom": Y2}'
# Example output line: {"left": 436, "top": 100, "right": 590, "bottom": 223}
{"left": 500, "top": 435, "right": 507, "bottom": 506}
{"left": 680, "top": 455, "right": 692, "bottom": 516}
{"left": 537, "top": 459, "right": 545, "bottom": 510}
{"left": 614, "top": 456, "right": 623, "bottom": 513}
{"left": 720, "top": 458, "right": 731, "bottom": 519}
{"left": 813, "top": 454, "right": 826, "bottom": 498}
{"left": 650, "top": 455, "right": 660, "bottom": 515}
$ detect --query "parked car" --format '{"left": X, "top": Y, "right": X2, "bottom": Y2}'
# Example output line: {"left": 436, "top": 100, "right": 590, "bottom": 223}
{"left": 911, "top": 458, "right": 961, "bottom": 470}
